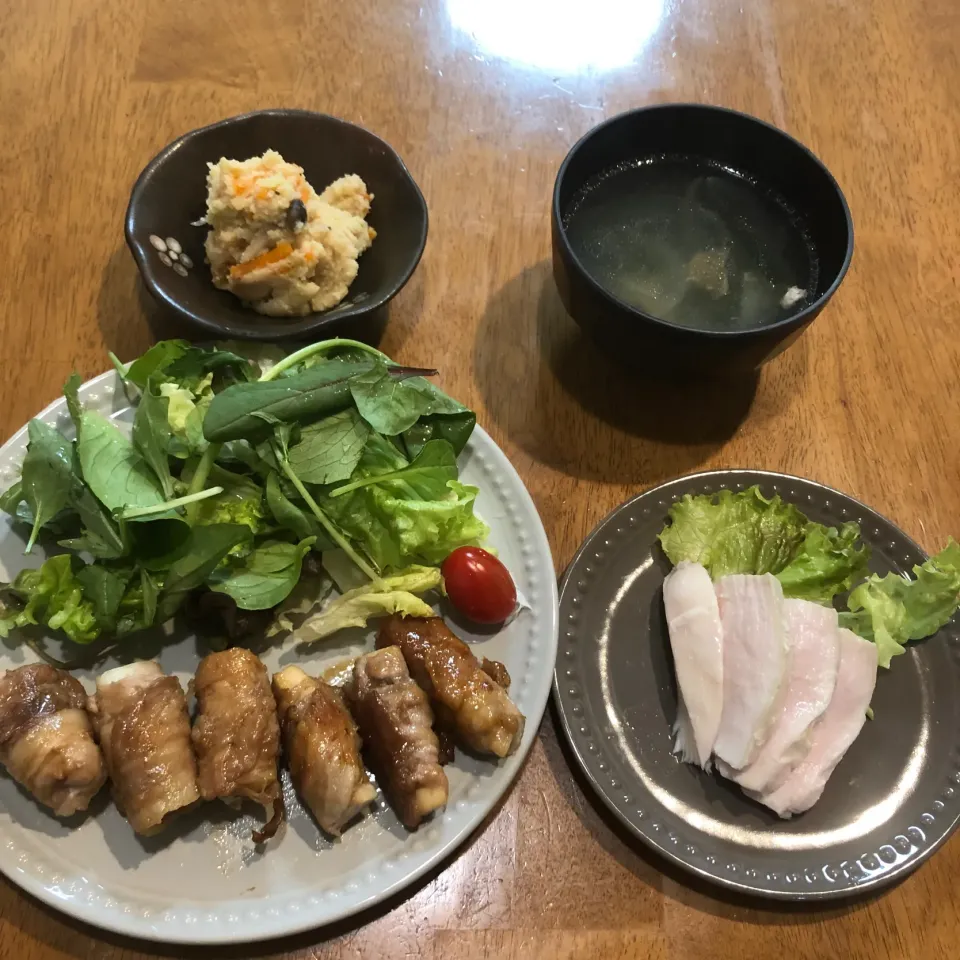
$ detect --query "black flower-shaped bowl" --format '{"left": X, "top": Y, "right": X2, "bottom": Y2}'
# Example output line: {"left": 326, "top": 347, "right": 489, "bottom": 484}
{"left": 125, "top": 109, "right": 428, "bottom": 342}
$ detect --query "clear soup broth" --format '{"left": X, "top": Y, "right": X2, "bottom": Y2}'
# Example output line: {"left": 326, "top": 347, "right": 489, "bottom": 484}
{"left": 563, "top": 156, "right": 819, "bottom": 331}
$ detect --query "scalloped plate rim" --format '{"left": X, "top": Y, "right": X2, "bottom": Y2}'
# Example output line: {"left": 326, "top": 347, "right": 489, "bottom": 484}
{"left": 0, "top": 370, "right": 559, "bottom": 943}
{"left": 552, "top": 468, "right": 960, "bottom": 901}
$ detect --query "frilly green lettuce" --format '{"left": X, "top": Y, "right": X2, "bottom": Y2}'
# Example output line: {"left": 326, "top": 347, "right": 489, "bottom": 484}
{"left": 290, "top": 565, "right": 441, "bottom": 645}
{"left": 0, "top": 554, "right": 98, "bottom": 644}
{"left": 659, "top": 486, "right": 813, "bottom": 580}
{"left": 840, "top": 540, "right": 960, "bottom": 668}
{"left": 160, "top": 374, "right": 214, "bottom": 457}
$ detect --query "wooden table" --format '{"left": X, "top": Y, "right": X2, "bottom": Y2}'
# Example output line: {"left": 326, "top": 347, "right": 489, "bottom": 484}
{"left": 2, "top": 0, "right": 959, "bottom": 957}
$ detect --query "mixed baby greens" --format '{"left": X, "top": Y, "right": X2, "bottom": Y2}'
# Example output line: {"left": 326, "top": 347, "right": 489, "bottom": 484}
{"left": 659, "top": 486, "right": 960, "bottom": 668}
{"left": 0, "top": 338, "right": 488, "bottom": 664}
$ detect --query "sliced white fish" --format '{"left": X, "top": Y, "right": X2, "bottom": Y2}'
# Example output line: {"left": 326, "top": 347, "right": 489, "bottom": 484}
{"left": 712, "top": 574, "right": 788, "bottom": 770}
{"left": 663, "top": 561, "right": 724, "bottom": 768}
{"left": 672, "top": 692, "right": 707, "bottom": 768}
{"left": 759, "top": 628, "right": 878, "bottom": 817}
{"left": 733, "top": 599, "right": 840, "bottom": 793}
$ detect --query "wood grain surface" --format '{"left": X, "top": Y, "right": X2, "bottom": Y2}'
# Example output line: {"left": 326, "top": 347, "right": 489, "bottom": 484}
{"left": 1, "top": 0, "right": 959, "bottom": 957}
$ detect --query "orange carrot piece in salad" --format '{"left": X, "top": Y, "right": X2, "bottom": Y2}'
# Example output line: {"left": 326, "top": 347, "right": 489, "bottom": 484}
{"left": 229, "top": 242, "right": 294, "bottom": 279}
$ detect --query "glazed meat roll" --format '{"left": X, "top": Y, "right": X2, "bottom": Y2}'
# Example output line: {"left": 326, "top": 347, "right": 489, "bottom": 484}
{"left": 0, "top": 665, "right": 106, "bottom": 816}
{"left": 272, "top": 665, "right": 375, "bottom": 835}
{"left": 377, "top": 616, "right": 525, "bottom": 758}
{"left": 347, "top": 646, "right": 448, "bottom": 830}
{"left": 90, "top": 661, "right": 199, "bottom": 835}
{"left": 192, "top": 649, "right": 283, "bottom": 841}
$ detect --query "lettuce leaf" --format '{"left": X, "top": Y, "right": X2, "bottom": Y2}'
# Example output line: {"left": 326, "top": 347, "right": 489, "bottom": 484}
{"left": 193, "top": 488, "right": 265, "bottom": 534}
{"left": 659, "top": 487, "right": 809, "bottom": 578}
{"left": 268, "top": 569, "right": 334, "bottom": 636}
{"left": 159, "top": 375, "right": 213, "bottom": 458}
{"left": 658, "top": 486, "right": 871, "bottom": 604}
{"left": 325, "top": 479, "right": 488, "bottom": 570}
{"left": 776, "top": 521, "right": 871, "bottom": 602}
{"left": 0, "top": 555, "right": 99, "bottom": 644}
{"left": 320, "top": 435, "right": 488, "bottom": 571}
{"left": 840, "top": 540, "right": 960, "bottom": 668}
{"left": 291, "top": 565, "right": 441, "bottom": 645}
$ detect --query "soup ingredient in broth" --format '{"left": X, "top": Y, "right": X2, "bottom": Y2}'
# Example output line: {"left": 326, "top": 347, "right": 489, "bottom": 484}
{"left": 564, "top": 157, "right": 818, "bottom": 331}
{"left": 203, "top": 150, "right": 376, "bottom": 317}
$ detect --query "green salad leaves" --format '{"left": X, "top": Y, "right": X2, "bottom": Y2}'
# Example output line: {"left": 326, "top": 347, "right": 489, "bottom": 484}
{"left": 0, "top": 338, "right": 485, "bottom": 662}
{"left": 289, "top": 565, "right": 442, "bottom": 645}
{"left": 0, "top": 555, "right": 98, "bottom": 644}
{"left": 659, "top": 486, "right": 960, "bottom": 667}
{"left": 840, "top": 541, "right": 960, "bottom": 667}
{"left": 658, "top": 486, "right": 869, "bottom": 599}
{"left": 658, "top": 486, "right": 809, "bottom": 580}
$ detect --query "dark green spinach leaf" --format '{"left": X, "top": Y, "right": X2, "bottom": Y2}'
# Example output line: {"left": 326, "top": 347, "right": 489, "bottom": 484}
{"left": 210, "top": 537, "right": 315, "bottom": 610}
{"left": 0, "top": 479, "right": 23, "bottom": 515}
{"left": 113, "top": 567, "right": 161, "bottom": 636}
{"left": 20, "top": 420, "right": 75, "bottom": 552}
{"left": 265, "top": 471, "right": 332, "bottom": 546}
{"left": 132, "top": 382, "right": 175, "bottom": 499}
{"left": 64, "top": 480, "right": 127, "bottom": 558}
{"left": 156, "top": 523, "right": 252, "bottom": 621}
{"left": 140, "top": 567, "right": 158, "bottom": 628}
{"left": 350, "top": 361, "right": 468, "bottom": 435}
{"left": 202, "top": 359, "right": 374, "bottom": 442}
{"left": 128, "top": 517, "right": 192, "bottom": 571}
{"left": 77, "top": 411, "right": 166, "bottom": 513}
{"left": 165, "top": 346, "right": 257, "bottom": 387}
{"left": 402, "top": 410, "right": 476, "bottom": 458}
{"left": 330, "top": 438, "right": 457, "bottom": 498}
{"left": 218, "top": 440, "right": 269, "bottom": 475}
{"left": 123, "top": 340, "right": 190, "bottom": 388}
{"left": 63, "top": 373, "right": 84, "bottom": 435}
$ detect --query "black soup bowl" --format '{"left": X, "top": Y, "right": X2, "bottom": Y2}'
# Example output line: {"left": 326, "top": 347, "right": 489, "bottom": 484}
{"left": 552, "top": 104, "right": 854, "bottom": 375}
{"left": 126, "top": 109, "right": 428, "bottom": 342}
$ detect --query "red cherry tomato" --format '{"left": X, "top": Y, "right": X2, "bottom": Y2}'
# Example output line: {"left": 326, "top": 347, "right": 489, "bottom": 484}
{"left": 442, "top": 547, "right": 517, "bottom": 624}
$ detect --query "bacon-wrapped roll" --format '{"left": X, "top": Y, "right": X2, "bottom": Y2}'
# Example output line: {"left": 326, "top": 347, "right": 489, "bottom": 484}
{"left": 0, "top": 665, "right": 106, "bottom": 816}
{"left": 377, "top": 616, "right": 525, "bottom": 758}
{"left": 272, "top": 665, "right": 374, "bottom": 836}
{"left": 89, "top": 661, "right": 199, "bottom": 836}
{"left": 347, "top": 646, "right": 448, "bottom": 830}
{"left": 192, "top": 649, "right": 283, "bottom": 841}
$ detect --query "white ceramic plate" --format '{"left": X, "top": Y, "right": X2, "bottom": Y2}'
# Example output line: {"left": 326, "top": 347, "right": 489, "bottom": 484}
{"left": 0, "top": 371, "right": 558, "bottom": 944}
